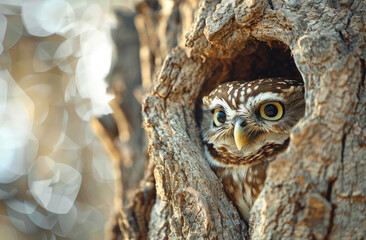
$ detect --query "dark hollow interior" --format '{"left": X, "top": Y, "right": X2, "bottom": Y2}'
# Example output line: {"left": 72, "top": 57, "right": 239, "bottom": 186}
{"left": 199, "top": 40, "right": 303, "bottom": 100}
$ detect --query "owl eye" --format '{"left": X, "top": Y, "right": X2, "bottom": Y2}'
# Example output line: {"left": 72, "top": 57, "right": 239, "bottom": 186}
{"left": 213, "top": 109, "right": 226, "bottom": 126}
{"left": 259, "top": 102, "right": 283, "bottom": 121}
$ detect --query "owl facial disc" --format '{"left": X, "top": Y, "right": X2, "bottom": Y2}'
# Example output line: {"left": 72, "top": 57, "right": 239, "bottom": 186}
{"left": 233, "top": 117, "right": 249, "bottom": 150}
{"left": 200, "top": 78, "right": 305, "bottom": 167}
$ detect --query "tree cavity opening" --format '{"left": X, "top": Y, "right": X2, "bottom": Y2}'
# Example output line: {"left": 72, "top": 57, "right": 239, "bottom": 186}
{"left": 199, "top": 40, "right": 303, "bottom": 98}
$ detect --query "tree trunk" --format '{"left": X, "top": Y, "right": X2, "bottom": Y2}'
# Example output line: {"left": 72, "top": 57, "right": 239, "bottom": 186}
{"left": 113, "top": 0, "right": 366, "bottom": 239}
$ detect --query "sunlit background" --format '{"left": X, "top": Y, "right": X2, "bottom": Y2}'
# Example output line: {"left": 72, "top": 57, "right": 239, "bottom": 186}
{"left": 0, "top": 1, "right": 142, "bottom": 239}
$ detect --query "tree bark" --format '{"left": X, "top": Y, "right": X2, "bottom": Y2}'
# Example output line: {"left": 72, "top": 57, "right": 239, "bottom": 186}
{"left": 114, "top": 0, "right": 366, "bottom": 239}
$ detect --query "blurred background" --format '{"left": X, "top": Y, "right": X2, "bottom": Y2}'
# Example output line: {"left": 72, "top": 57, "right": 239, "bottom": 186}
{"left": 0, "top": 0, "right": 147, "bottom": 239}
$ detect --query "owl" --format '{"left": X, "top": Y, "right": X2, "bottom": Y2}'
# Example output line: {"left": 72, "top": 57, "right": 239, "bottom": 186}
{"left": 200, "top": 78, "right": 305, "bottom": 221}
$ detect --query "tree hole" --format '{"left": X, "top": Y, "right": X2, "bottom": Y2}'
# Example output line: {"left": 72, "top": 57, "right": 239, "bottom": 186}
{"left": 199, "top": 41, "right": 303, "bottom": 98}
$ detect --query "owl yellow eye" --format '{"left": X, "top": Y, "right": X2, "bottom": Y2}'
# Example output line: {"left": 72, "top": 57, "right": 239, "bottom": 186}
{"left": 213, "top": 109, "right": 226, "bottom": 126}
{"left": 259, "top": 102, "right": 283, "bottom": 121}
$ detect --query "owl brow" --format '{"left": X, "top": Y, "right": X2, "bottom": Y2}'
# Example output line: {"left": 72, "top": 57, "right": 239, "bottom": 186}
{"left": 247, "top": 93, "right": 283, "bottom": 108}
{"left": 208, "top": 103, "right": 224, "bottom": 109}
{"left": 210, "top": 98, "right": 236, "bottom": 116}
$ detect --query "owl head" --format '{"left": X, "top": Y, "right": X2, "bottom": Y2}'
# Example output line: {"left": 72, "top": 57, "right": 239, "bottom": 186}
{"left": 200, "top": 78, "right": 305, "bottom": 167}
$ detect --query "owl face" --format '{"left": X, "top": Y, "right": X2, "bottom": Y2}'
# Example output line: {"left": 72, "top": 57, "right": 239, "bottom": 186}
{"left": 201, "top": 78, "right": 305, "bottom": 168}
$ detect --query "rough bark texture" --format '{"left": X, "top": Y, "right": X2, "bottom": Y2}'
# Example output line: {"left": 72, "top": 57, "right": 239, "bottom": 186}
{"left": 111, "top": 0, "right": 366, "bottom": 239}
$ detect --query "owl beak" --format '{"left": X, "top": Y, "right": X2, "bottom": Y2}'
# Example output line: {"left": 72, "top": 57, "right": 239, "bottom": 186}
{"left": 232, "top": 117, "right": 249, "bottom": 150}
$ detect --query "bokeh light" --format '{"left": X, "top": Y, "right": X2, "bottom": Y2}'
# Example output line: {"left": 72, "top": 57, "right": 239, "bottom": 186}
{"left": 0, "top": 1, "right": 117, "bottom": 239}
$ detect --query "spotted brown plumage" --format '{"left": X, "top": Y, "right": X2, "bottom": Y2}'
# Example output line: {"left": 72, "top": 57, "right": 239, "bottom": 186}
{"left": 200, "top": 78, "right": 305, "bottom": 221}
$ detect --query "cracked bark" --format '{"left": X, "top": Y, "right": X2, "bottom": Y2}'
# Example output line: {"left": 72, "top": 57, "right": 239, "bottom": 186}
{"left": 113, "top": 0, "right": 366, "bottom": 239}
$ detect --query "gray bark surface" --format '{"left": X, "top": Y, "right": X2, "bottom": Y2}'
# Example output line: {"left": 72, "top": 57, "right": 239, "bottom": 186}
{"left": 111, "top": 0, "right": 366, "bottom": 239}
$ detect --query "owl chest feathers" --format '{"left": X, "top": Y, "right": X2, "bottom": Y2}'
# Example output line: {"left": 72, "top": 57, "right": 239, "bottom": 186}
{"left": 203, "top": 140, "right": 269, "bottom": 220}
{"left": 214, "top": 162, "right": 268, "bottom": 221}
